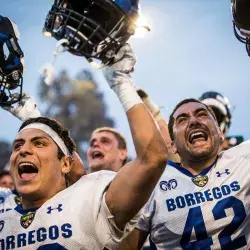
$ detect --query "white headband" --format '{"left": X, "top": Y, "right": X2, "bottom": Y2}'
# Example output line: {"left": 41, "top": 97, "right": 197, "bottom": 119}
{"left": 18, "top": 123, "right": 70, "bottom": 156}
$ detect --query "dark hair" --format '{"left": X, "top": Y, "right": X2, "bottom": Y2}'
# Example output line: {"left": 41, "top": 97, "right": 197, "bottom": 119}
{"left": 168, "top": 98, "right": 217, "bottom": 141}
{"left": 19, "top": 117, "right": 76, "bottom": 159}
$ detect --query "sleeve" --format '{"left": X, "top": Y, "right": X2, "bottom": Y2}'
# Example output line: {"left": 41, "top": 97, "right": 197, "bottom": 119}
{"left": 223, "top": 140, "right": 250, "bottom": 159}
{"left": 0, "top": 188, "right": 12, "bottom": 204}
{"left": 0, "top": 188, "right": 16, "bottom": 209}
{"left": 238, "top": 140, "right": 250, "bottom": 157}
{"left": 96, "top": 193, "right": 140, "bottom": 249}
{"left": 93, "top": 171, "right": 140, "bottom": 249}
{"left": 136, "top": 191, "right": 156, "bottom": 233}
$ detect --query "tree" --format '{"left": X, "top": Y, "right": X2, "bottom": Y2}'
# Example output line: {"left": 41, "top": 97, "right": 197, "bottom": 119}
{"left": 0, "top": 140, "right": 11, "bottom": 172}
{"left": 38, "top": 69, "right": 115, "bottom": 165}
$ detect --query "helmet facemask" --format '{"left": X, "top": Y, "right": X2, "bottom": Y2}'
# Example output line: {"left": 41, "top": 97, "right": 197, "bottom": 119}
{"left": 0, "top": 16, "right": 24, "bottom": 106}
{"left": 43, "top": 0, "right": 138, "bottom": 65}
{"left": 232, "top": 0, "right": 250, "bottom": 56}
{"left": 199, "top": 91, "right": 232, "bottom": 136}
{"left": 210, "top": 106, "right": 231, "bottom": 135}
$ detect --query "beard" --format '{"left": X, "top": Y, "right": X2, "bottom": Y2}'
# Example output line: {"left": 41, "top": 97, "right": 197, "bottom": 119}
{"left": 186, "top": 145, "right": 214, "bottom": 162}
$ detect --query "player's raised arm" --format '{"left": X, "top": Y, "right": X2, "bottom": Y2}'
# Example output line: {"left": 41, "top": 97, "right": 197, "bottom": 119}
{"left": 103, "top": 44, "right": 168, "bottom": 230}
{"left": 137, "top": 88, "right": 181, "bottom": 163}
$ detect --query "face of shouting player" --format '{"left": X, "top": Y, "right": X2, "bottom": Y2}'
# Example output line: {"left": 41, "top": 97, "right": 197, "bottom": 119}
{"left": 10, "top": 128, "right": 71, "bottom": 207}
{"left": 171, "top": 102, "right": 223, "bottom": 163}
{"left": 87, "top": 131, "right": 127, "bottom": 173}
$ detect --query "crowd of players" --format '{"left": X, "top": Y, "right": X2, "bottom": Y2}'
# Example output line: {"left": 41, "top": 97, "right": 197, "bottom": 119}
{"left": 0, "top": 0, "right": 250, "bottom": 249}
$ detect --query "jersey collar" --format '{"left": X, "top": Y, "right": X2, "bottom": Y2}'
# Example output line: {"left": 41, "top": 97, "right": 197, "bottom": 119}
{"left": 168, "top": 159, "right": 216, "bottom": 178}
{"left": 15, "top": 204, "right": 39, "bottom": 215}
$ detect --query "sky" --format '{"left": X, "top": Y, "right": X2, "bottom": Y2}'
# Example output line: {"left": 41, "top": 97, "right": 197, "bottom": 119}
{"left": 1, "top": 0, "right": 250, "bottom": 157}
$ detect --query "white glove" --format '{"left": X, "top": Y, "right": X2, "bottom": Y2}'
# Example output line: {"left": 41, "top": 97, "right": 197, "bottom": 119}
{"left": 2, "top": 93, "right": 41, "bottom": 121}
{"left": 102, "top": 44, "right": 142, "bottom": 112}
{"left": 102, "top": 43, "right": 137, "bottom": 89}
{"left": 136, "top": 88, "right": 163, "bottom": 122}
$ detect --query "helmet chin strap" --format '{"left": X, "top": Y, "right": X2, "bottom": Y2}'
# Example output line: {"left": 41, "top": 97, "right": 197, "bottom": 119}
{"left": 40, "top": 39, "right": 69, "bottom": 85}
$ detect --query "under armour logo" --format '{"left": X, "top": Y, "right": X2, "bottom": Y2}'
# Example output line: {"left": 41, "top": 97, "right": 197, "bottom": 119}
{"left": 160, "top": 179, "right": 178, "bottom": 191}
{"left": 47, "top": 204, "right": 63, "bottom": 214}
{"left": 216, "top": 169, "right": 230, "bottom": 177}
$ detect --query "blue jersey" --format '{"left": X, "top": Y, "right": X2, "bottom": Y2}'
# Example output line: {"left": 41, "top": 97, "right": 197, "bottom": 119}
{"left": 137, "top": 140, "right": 250, "bottom": 250}
{"left": 0, "top": 171, "right": 138, "bottom": 250}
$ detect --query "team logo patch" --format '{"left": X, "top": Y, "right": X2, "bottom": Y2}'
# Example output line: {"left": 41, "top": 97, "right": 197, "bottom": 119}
{"left": 0, "top": 220, "right": 4, "bottom": 232}
{"left": 15, "top": 196, "right": 22, "bottom": 205}
{"left": 192, "top": 175, "right": 208, "bottom": 187}
{"left": 160, "top": 179, "right": 178, "bottom": 191}
{"left": 20, "top": 212, "right": 35, "bottom": 229}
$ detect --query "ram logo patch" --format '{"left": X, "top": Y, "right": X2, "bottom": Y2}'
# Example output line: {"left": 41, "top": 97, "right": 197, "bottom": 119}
{"left": 192, "top": 175, "right": 208, "bottom": 187}
{"left": 20, "top": 212, "right": 36, "bottom": 228}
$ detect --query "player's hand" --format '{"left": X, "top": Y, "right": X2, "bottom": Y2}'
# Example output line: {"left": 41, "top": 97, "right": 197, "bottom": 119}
{"left": 102, "top": 43, "right": 136, "bottom": 89}
{"left": 2, "top": 93, "right": 41, "bottom": 121}
{"left": 136, "top": 88, "right": 163, "bottom": 122}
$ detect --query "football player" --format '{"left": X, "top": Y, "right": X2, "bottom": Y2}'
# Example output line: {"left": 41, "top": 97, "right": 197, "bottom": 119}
{"left": 87, "top": 127, "right": 128, "bottom": 173}
{"left": 119, "top": 90, "right": 237, "bottom": 250}
{"left": 119, "top": 98, "right": 250, "bottom": 249}
{"left": 231, "top": 0, "right": 250, "bottom": 56}
{"left": 0, "top": 15, "right": 87, "bottom": 217}
{"left": 0, "top": 41, "right": 168, "bottom": 250}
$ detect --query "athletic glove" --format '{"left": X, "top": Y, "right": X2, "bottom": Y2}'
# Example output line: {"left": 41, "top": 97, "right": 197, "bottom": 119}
{"left": 2, "top": 93, "right": 41, "bottom": 121}
{"left": 102, "top": 43, "right": 142, "bottom": 112}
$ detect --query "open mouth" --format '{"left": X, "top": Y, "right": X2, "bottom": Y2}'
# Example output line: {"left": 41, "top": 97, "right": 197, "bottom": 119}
{"left": 18, "top": 162, "right": 38, "bottom": 181}
{"left": 188, "top": 130, "right": 208, "bottom": 145}
{"left": 92, "top": 151, "right": 104, "bottom": 160}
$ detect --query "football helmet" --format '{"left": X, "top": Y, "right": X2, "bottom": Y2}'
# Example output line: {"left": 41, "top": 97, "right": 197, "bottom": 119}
{"left": 43, "top": 0, "right": 140, "bottom": 65}
{"left": 231, "top": 0, "right": 250, "bottom": 56}
{"left": 0, "top": 16, "right": 24, "bottom": 106}
{"left": 199, "top": 91, "right": 232, "bottom": 135}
